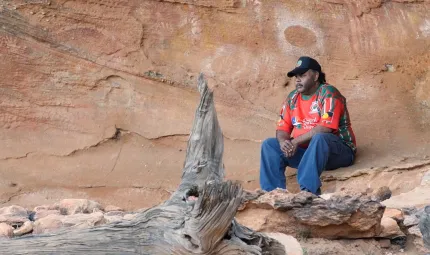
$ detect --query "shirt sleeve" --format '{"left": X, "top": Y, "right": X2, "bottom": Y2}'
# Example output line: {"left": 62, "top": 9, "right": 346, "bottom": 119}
{"left": 276, "top": 100, "right": 293, "bottom": 134}
{"left": 318, "top": 97, "right": 344, "bottom": 130}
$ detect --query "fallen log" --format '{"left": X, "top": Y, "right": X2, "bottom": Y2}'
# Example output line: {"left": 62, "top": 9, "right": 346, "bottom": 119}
{"left": 0, "top": 74, "right": 285, "bottom": 255}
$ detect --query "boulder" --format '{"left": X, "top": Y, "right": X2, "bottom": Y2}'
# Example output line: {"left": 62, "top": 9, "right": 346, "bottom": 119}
{"left": 55, "top": 199, "right": 102, "bottom": 215}
{"left": 383, "top": 185, "right": 430, "bottom": 209}
{"left": 123, "top": 214, "right": 137, "bottom": 221}
{"left": 0, "top": 223, "right": 14, "bottom": 238}
{"left": 33, "top": 215, "right": 64, "bottom": 234}
{"left": 61, "top": 212, "right": 105, "bottom": 229}
{"left": 104, "top": 205, "right": 123, "bottom": 212}
{"left": 237, "top": 189, "right": 385, "bottom": 239}
{"left": 383, "top": 208, "right": 404, "bottom": 222}
{"left": 33, "top": 212, "right": 106, "bottom": 234}
{"left": 378, "top": 217, "right": 405, "bottom": 238}
{"left": 33, "top": 209, "right": 61, "bottom": 221}
{"left": 265, "top": 232, "right": 303, "bottom": 255}
{"left": 408, "top": 225, "right": 422, "bottom": 238}
{"left": 404, "top": 214, "right": 421, "bottom": 227}
{"left": 104, "top": 211, "right": 125, "bottom": 223}
{"left": 371, "top": 186, "right": 392, "bottom": 202}
{"left": 13, "top": 221, "right": 33, "bottom": 236}
{"left": 33, "top": 205, "right": 59, "bottom": 211}
{"left": 0, "top": 206, "right": 28, "bottom": 226}
{"left": 378, "top": 239, "right": 391, "bottom": 248}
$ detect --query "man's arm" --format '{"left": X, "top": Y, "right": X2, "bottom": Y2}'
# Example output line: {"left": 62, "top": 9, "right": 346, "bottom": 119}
{"left": 292, "top": 125, "right": 332, "bottom": 146}
{"left": 276, "top": 130, "right": 293, "bottom": 156}
{"left": 276, "top": 130, "right": 291, "bottom": 144}
{"left": 277, "top": 129, "right": 299, "bottom": 157}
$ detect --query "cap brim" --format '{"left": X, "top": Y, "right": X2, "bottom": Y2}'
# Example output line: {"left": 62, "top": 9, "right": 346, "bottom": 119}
{"left": 287, "top": 67, "right": 308, "bottom": 77}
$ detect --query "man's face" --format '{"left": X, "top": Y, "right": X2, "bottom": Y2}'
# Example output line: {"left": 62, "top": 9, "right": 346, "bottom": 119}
{"left": 295, "top": 70, "right": 318, "bottom": 95}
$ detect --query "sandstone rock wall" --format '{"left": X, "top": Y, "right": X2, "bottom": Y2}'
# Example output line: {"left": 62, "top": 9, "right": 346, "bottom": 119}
{"left": 1, "top": 0, "right": 429, "bottom": 209}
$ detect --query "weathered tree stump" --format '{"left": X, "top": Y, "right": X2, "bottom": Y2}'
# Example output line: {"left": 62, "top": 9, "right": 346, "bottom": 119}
{"left": 0, "top": 74, "right": 285, "bottom": 254}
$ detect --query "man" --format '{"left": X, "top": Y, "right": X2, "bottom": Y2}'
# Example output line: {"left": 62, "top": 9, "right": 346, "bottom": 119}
{"left": 259, "top": 56, "right": 356, "bottom": 195}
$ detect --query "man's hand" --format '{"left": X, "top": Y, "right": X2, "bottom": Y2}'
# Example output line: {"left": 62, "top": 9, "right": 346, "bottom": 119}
{"left": 280, "top": 139, "right": 297, "bottom": 158}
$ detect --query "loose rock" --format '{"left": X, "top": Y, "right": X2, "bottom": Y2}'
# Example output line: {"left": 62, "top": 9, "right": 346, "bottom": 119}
{"left": 0, "top": 206, "right": 29, "bottom": 225}
{"left": 104, "top": 211, "right": 125, "bottom": 223}
{"left": 378, "top": 239, "right": 391, "bottom": 248}
{"left": 13, "top": 221, "right": 33, "bottom": 236}
{"left": 408, "top": 225, "right": 423, "bottom": 238}
{"left": 383, "top": 208, "right": 404, "bottom": 222}
{"left": 378, "top": 217, "right": 405, "bottom": 238}
{"left": 371, "top": 186, "right": 392, "bottom": 202}
{"left": 404, "top": 214, "right": 420, "bottom": 227}
{"left": 61, "top": 212, "right": 105, "bottom": 229}
{"left": 104, "top": 205, "right": 123, "bottom": 212}
{"left": 33, "top": 209, "right": 61, "bottom": 221}
{"left": 33, "top": 212, "right": 105, "bottom": 234}
{"left": 123, "top": 214, "right": 137, "bottom": 221}
{"left": 55, "top": 199, "right": 102, "bottom": 215}
{"left": 33, "top": 215, "right": 64, "bottom": 234}
{"left": 265, "top": 232, "right": 303, "bottom": 255}
{"left": 0, "top": 223, "right": 14, "bottom": 238}
{"left": 237, "top": 189, "right": 385, "bottom": 239}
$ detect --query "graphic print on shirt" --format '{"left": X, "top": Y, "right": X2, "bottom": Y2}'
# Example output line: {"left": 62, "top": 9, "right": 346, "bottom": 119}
{"left": 309, "top": 101, "right": 319, "bottom": 114}
{"left": 292, "top": 116, "right": 318, "bottom": 130}
{"left": 302, "top": 117, "right": 318, "bottom": 129}
{"left": 321, "top": 98, "right": 335, "bottom": 125}
{"left": 277, "top": 104, "right": 287, "bottom": 127}
{"left": 291, "top": 116, "right": 302, "bottom": 129}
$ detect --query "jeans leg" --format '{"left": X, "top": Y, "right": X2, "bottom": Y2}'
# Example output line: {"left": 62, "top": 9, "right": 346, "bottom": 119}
{"left": 297, "top": 133, "right": 354, "bottom": 194}
{"left": 260, "top": 138, "right": 287, "bottom": 191}
{"left": 325, "top": 135, "right": 355, "bottom": 170}
{"left": 259, "top": 138, "right": 304, "bottom": 191}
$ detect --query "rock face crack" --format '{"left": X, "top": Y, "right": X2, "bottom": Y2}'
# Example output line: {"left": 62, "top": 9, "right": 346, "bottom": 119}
{"left": 0, "top": 152, "right": 34, "bottom": 161}
{"left": 0, "top": 189, "right": 23, "bottom": 205}
{"left": 64, "top": 127, "right": 122, "bottom": 157}
{"left": 107, "top": 144, "right": 123, "bottom": 175}
{"left": 0, "top": 127, "right": 265, "bottom": 162}
{"left": 322, "top": 160, "right": 430, "bottom": 182}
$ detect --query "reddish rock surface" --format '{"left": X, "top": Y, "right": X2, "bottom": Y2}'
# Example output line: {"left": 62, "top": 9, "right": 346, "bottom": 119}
{"left": 0, "top": 0, "right": 429, "bottom": 210}
{"left": 236, "top": 189, "right": 385, "bottom": 239}
{"left": 383, "top": 208, "right": 404, "bottom": 222}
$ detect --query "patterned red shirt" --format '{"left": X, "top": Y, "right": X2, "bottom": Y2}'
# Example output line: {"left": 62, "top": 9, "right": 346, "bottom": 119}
{"left": 276, "top": 83, "right": 356, "bottom": 152}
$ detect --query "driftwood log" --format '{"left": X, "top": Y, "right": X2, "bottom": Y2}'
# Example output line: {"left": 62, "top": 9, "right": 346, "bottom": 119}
{"left": 1, "top": 74, "right": 285, "bottom": 254}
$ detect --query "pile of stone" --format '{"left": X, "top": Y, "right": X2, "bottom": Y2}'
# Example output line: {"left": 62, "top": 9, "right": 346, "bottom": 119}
{"left": 0, "top": 199, "right": 138, "bottom": 238}
{"left": 0, "top": 191, "right": 428, "bottom": 254}
{"left": 236, "top": 187, "right": 429, "bottom": 253}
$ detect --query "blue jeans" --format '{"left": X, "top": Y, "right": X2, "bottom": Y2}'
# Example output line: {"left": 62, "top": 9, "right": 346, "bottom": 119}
{"left": 259, "top": 133, "right": 354, "bottom": 195}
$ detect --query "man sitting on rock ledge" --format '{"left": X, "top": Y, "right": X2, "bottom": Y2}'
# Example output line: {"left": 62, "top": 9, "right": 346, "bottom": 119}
{"left": 260, "top": 56, "right": 356, "bottom": 195}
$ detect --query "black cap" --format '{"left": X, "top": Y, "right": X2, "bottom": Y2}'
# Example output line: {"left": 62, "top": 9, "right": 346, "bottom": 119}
{"left": 287, "top": 56, "right": 322, "bottom": 77}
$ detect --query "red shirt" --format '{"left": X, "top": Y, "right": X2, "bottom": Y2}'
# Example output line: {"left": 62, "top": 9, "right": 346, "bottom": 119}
{"left": 276, "top": 83, "right": 356, "bottom": 152}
